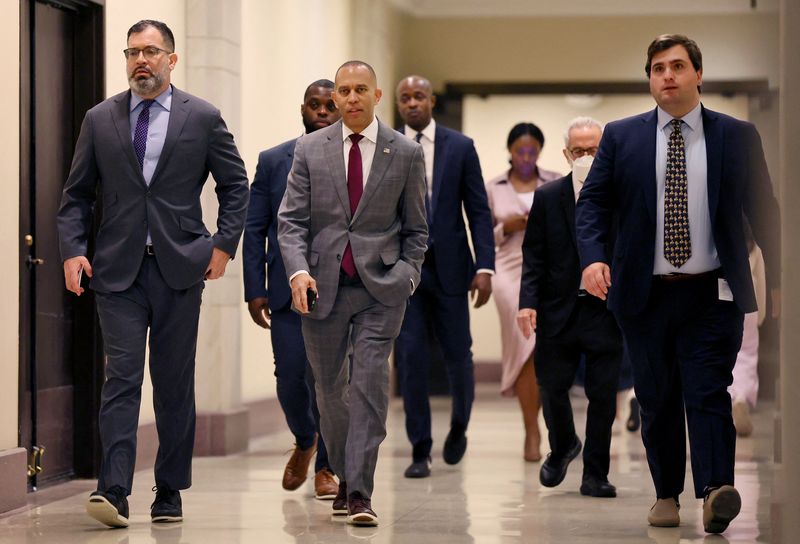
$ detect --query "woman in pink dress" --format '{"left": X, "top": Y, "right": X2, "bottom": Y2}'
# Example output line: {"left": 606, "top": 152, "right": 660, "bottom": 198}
{"left": 486, "top": 122, "right": 561, "bottom": 462}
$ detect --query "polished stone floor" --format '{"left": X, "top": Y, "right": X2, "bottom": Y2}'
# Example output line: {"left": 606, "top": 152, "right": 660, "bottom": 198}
{"left": 0, "top": 386, "right": 776, "bottom": 543}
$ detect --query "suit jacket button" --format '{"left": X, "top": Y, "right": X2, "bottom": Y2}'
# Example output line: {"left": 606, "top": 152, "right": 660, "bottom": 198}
{"left": 336, "top": 254, "right": 341, "bottom": 261}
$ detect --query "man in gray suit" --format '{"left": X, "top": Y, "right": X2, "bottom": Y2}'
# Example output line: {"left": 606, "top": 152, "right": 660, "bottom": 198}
{"left": 278, "top": 60, "right": 428, "bottom": 526}
{"left": 57, "top": 20, "right": 248, "bottom": 528}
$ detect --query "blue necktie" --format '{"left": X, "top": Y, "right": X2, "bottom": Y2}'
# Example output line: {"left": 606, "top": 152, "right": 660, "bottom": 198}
{"left": 415, "top": 132, "right": 433, "bottom": 229}
{"left": 664, "top": 119, "right": 691, "bottom": 267}
{"left": 133, "top": 99, "right": 154, "bottom": 170}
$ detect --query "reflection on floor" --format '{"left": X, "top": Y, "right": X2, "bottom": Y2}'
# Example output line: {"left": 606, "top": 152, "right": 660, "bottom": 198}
{"left": 0, "top": 386, "right": 775, "bottom": 543}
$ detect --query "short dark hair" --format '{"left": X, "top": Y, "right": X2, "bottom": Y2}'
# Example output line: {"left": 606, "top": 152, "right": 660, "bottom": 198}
{"left": 335, "top": 60, "right": 377, "bottom": 82}
{"left": 645, "top": 34, "right": 702, "bottom": 77}
{"left": 507, "top": 122, "right": 545, "bottom": 149}
{"left": 127, "top": 20, "right": 175, "bottom": 52}
{"left": 304, "top": 79, "right": 335, "bottom": 99}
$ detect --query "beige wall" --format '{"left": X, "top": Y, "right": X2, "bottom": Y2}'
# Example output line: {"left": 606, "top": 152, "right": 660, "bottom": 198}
{"left": 399, "top": 14, "right": 779, "bottom": 90}
{"left": 1, "top": 1, "right": 20, "bottom": 450}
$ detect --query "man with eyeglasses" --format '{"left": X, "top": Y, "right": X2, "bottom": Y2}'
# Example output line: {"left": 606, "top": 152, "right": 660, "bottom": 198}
{"left": 516, "top": 117, "right": 622, "bottom": 499}
{"left": 57, "top": 19, "right": 248, "bottom": 528}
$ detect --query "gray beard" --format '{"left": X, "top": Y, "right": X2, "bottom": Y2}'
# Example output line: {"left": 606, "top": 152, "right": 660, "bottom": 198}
{"left": 129, "top": 72, "right": 162, "bottom": 95}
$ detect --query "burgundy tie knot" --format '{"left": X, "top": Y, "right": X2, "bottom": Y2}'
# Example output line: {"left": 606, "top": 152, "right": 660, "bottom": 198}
{"left": 349, "top": 133, "right": 364, "bottom": 145}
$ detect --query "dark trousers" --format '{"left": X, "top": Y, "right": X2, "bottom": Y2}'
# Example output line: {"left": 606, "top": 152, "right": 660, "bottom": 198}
{"left": 615, "top": 274, "right": 744, "bottom": 499}
{"left": 534, "top": 295, "right": 622, "bottom": 480}
{"left": 270, "top": 305, "right": 329, "bottom": 472}
{"left": 94, "top": 255, "right": 202, "bottom": 493}
{"left": 396, "top": 254, "right": 475, "bottom": 461}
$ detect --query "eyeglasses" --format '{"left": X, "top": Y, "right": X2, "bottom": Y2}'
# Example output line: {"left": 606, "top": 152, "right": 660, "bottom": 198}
{"left": 123, "top": 46, "right": 172, "bottom": 60}
{"left": 568, "top": 147, "right": 598, "bottom": 158}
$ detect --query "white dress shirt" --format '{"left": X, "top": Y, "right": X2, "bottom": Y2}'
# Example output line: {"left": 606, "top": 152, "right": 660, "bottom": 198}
{"left": 653, "top": 102, "right": 720, "bottom": 275}
{"left": 342, "top": 116, "right": 379, "bottom": 188}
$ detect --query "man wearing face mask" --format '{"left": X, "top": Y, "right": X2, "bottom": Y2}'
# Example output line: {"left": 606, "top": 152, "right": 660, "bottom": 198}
{"left": 516, "top": 117, "right": 622, "bottom": 498}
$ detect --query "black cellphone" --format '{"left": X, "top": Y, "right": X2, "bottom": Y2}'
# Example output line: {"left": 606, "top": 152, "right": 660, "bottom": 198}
{"left": 306, "top": 288, "right": 317, "bottom": 312}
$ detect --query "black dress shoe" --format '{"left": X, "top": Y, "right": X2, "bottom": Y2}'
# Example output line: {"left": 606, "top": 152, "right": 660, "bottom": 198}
{"left": 626, "top": 397, "right": 641, "bottom": 432}
{"left": 539, "top": 437, "right": 582, "bottom": 488}
{"left": 443, "top": 429, "right": 467, "bottom": 465}
{"left": 404, "top": 457, "right": 432, "bottom": 478}
{"left": 580, "top": 476, "right": 617, "bottom": 498}
{"left": 332, "top": 481, "right": 348, "bottom": 516}
{"left": 151, "top": 486, "right": 183, "bottom": 522}
{"left": 86, "top": 485, "right": 129, "bottom": 528}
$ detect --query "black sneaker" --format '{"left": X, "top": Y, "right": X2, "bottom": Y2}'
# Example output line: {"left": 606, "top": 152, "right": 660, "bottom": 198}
{"left": 332, "top": 481, "right": 348, "bottom": 516}
{"left": 151, "top": 486, "right": 183, "bottom": 523}
{"left": 86, "top": 485, "right": 129, "bottom": 528}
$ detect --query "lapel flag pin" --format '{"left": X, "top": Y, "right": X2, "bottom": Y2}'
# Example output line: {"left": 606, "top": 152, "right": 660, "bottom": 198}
{"left": 383, "top": 148, "right": 390, "bottom": 154}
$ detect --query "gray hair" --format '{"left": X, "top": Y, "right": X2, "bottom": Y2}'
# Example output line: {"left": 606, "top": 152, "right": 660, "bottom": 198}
{"left": 563, "top": 117, "right": 604, "bottom": 147}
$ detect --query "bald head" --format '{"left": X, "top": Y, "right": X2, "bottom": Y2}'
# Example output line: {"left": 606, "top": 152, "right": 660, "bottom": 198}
{"left": 333, "top": 60, "right": 382, "bottom": 133}
{"left": 396, "top": 74, "right": 435, "bottom": 132}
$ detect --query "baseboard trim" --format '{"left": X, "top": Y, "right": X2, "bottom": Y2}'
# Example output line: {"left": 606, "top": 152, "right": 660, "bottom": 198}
{"left": 0, "top": 448, "right": 28, "bottom": 514}
{"left": 475, "top": 361, "right": 502, "bottom": 383}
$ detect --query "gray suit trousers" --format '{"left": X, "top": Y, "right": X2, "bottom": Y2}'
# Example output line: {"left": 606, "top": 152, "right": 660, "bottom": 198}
{"left": 301, "top": 283, "right": 406, "bottom": 499}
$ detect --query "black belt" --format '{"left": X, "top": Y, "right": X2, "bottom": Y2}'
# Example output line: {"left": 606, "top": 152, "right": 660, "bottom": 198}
{"left": 145, "top": 245, "right": 155, "bottom": 256}
{"left": 577, "top": 289, "right": 589, "bottom": 297}
{"left": 655, "top": 268, "right": 721, "bottom": 283}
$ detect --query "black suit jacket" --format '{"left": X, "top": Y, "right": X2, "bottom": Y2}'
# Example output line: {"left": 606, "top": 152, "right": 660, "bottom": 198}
{"left": 576, "top": 106, "right": 780, "bottom": 316}
{"left": 242, "top": 138, "right": 296, "bottom": 310}
{"left": 57, "top": 86, "right": 249, "bottom": 291}
{"left": 400, "top": 123, "right": 495, "bottom": 294}
{"left": 519, "top": 174, "right": 613, "bottom": 337}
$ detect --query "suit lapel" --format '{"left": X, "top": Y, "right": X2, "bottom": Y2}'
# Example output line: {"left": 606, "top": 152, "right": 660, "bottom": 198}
{"left": 149, "top": 87, "right": 190, "bottom": 187}
{"left": 702, "top": 106, "right": 722, "bottom": 222}
{"left": 561, "top": 175, "right": 577, "bottom": 247}
{"left": 110, "top": 90, "right": 147, "bottom": 187}
{"left": 323, "top": 122, "right": 351, "bottom": 221}
{"left": 431, "top": 125, "right": 448, "bottom": 217}
{"left": 352, "top": 121, "right": 396, "bottom": 223}
{"left": 642, "top": 108, "right": 658, "bottom": 222}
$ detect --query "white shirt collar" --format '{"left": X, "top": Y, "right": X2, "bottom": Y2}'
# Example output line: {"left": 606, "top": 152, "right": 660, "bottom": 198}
{"left": 657, "top": 101, "right": 702, "bottom": 132}
{"left": 342, "top": 116, "right": 379, "bottom": 144}
{"left": 405, "top": 118, "right": 436, "bottom": 143}
{"left": 130, "top": 84, "right": 173, "bottom": 112}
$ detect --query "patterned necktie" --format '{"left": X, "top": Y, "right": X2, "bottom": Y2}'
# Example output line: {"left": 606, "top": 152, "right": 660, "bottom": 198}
{"left": 664, "top": 118, "right": 691, "bottom": 267}
{"left": 133, "top": 99, "right": 155, "bottom": 170}
{"left": 341, "top": 134, "right": 364, "bottom": 278}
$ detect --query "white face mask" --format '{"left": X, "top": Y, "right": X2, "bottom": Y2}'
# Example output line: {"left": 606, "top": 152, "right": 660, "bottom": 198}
{"left": 571, "top": 155, "right": 594, "bottom": 184}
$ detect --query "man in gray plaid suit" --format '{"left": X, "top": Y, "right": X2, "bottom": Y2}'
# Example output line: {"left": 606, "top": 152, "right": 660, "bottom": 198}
{"left": 278, "top": 60, "right": 428, "bottom": 526}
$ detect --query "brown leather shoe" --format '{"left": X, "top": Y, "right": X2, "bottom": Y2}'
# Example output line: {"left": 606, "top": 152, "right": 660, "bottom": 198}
{"left": 282, "top": 435, "right": 317, "bottom": 491}
{"left": 347, "top": 491, "right": 378, "bottom": 526}
{"left": 314, "top": 469, "right": 338, "bottom": 500}
{"left": 703, "top": 485, "right": 741, "bottom": 533}
{"left": 647, "top": 498, "right": 680, "bottom": 527}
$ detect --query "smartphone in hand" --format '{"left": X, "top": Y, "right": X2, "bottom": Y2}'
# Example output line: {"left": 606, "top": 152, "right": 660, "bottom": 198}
{"left": 306, "top": 288, "right": 317, "bottom": 312}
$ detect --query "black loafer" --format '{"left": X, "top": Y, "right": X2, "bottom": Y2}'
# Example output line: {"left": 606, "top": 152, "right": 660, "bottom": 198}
{"left": 539, "top": 437, "right": 582, "bottom": 488}
{"left": 580, "top": 476, "right": 617, "bottom": 498}
{"left": 443, "top": 429, "right": 467, "bottom": 465}
{"left": 626, "top": 397, "right": 641, "bottom": 432}
{"left": 404, "top": 457, "right": 432, "bottom": 478}
{"left": 86, "top": 485, "right": 130, "bottom": 528}
{"left": 151, "top": 486, "right": 183, "bottom": 522}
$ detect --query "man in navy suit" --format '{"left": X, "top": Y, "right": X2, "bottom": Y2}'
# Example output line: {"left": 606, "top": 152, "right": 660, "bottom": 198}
{"left": 242, "top": 79, "right": 340, "bottom": 500}
{"left": 394, "top": 75, "right": 495, "bottom": 478}
{"left": 577, "top": 35, "right": 780, "bottom": 534}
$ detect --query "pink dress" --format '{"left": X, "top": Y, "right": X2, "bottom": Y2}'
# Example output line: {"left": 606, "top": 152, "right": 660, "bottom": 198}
{"left": 486, "top": 168, "right": 561, "bottom": 397}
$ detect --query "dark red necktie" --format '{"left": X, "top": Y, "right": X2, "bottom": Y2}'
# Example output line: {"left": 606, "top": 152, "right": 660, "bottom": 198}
{"left": 341, "top": 133, "right": 364, "bottom": 278}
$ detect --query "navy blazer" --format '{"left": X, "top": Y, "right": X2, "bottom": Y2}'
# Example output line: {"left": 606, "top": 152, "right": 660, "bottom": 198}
{"left": 242, "top": 138, "right": 296, "bottom": 310}
{"left": 401, "top": 123, "right": 495, "bottom": 295}
{"left": 576, "top": 106, "right": 780, "bottom": 316}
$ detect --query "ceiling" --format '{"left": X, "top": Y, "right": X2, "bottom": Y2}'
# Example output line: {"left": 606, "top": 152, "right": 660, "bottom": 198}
{"left": 388, "top": 0, "right": 779, "bottom": 18}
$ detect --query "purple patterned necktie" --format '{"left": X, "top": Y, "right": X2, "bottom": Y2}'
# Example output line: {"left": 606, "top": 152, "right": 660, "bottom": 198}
{"left": 341, "top": 133, "right": 364, "bottom": 278}
{"left": 133, "top": 99, "right": 154, "bottom": 170}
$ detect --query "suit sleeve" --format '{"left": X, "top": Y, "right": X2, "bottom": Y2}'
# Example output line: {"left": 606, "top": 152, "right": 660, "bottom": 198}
{"left": 206, "top": 109, "right": 250, "bottom": 258}
{"left": 399, "top": 145, "right": 429, "bottom": 276}
{"left": 519, "top": 191, "right": 547, "bottom": 310}
{"left": 57, "top": 111, "right": 98, "bottom": 261}
{"left": 277, "top": 138, "right": 311, "bottom": 279}
{"left": 576, "top": 126, "right": 615, "bottom": 270}
{"left": 743, "top": 124, "right": 781, "bottom": 289}
{"left": 242, "top": 152, "right": 271, "bottom": 302}
{"left": 461, "top": 141, "right": 495, "bottom": 272}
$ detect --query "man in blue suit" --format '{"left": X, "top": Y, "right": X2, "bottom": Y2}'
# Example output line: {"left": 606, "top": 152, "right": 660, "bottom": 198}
{"left": 394, "top": 75, "right": 495, "bottom": 478}
{"left": 577, "top": 35, "right": 780, "bottom": 534}
{"left": 242, "top": 79, "right": 340, "bottom": 500}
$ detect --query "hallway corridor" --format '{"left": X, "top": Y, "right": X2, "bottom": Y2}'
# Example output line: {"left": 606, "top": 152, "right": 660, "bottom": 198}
{"left": 0, "top": 386, "right": 775, "bottom": 543}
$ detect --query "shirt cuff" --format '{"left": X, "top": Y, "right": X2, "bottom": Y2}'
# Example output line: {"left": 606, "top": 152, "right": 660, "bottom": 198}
{"left": 289, "top": 270, "right": 309, "bottom": 282}
{"left": 476, "top": 269, "right": 495, "bottom": 276}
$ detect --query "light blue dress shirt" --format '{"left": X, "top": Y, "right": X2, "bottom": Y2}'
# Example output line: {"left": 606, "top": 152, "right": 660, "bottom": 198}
{"left": 130, "top": 85, "right": 172, "bottom": 244}
{"left": 653, "top": 102, "right": 720, "bottom": 275}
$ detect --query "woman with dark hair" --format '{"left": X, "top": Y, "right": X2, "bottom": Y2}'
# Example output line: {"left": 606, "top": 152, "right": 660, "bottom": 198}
{"left": 486, "top": 122, "right": 561, "bottom": 461}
